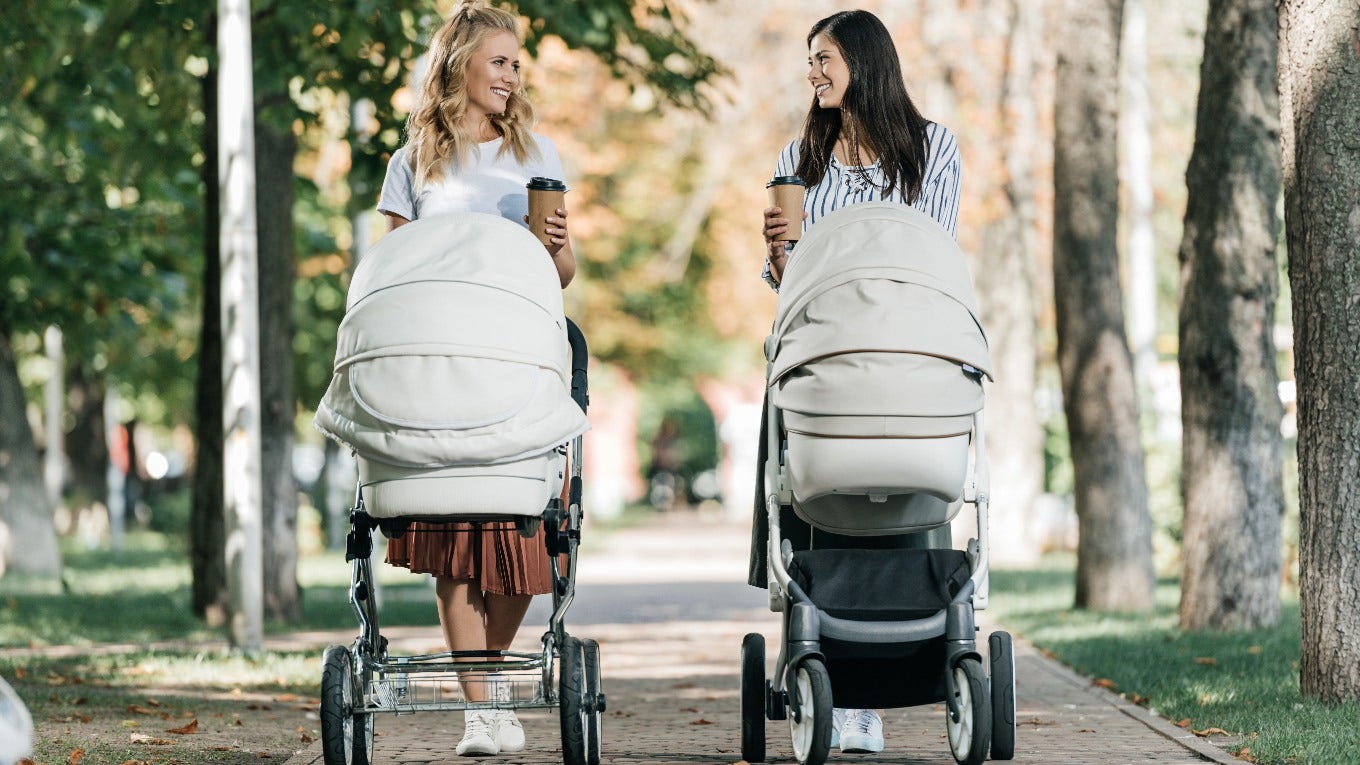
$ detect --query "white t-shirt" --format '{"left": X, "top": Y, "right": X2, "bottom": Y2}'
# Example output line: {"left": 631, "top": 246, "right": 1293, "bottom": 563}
{"left": 378, "top": 133, "right": 566, "bottom": 228}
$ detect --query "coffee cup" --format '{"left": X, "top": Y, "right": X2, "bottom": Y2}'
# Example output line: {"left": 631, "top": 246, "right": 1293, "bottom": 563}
{"left": 766, "top": 175, "right": 807, "bottom": 241}
{"left": 526, "top": 177, "right": 568, "bottom": 248}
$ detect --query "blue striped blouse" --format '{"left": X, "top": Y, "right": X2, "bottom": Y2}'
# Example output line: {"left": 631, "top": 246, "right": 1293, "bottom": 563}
{"left": 762, "top": 121, "right": 962, "bottom": 289}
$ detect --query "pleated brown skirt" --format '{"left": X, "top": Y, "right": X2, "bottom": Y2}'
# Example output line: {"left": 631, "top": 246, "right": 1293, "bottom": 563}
{"left": 384, "top": 464, "right": 570, "bottom": 596}
{"left": 385, "top": 520, "right": 553, "bottom": 595}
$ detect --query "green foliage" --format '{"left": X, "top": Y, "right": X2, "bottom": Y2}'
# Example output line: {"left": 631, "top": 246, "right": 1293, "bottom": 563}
{"left": 515, "top": 0, "right": 725, "bottom": 113}
{"left": 992, "top": 565, "right": 1360, "bottom": 765}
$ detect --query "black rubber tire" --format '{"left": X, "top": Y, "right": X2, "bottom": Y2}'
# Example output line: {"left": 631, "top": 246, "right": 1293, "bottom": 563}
{"left": 559, "top": 636, "right": 589, "bottom": 765}
{"left": 989, "top": 631, "right": 1017, "bottom": 760}
{"left": 320, "top": 645, "right": 372, "bottom": 765}
{"left": 947, "top": 657, "right": 991, "bottom": 765}
{"left": 740, "top": 633, "right": 767, "bottom": 763}
{"left": 788, "top": 658, "right": 832, "bottom": 765}
{"left": 583, "top": 638, "right": 603, "bottom": 765}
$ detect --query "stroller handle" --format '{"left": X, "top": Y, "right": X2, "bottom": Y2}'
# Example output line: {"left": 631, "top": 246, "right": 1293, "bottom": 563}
{"left": 566, "top": 318, "right": 589, "bottom": 414}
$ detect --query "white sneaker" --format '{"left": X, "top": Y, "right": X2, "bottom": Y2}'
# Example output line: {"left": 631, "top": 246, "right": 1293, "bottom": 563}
{"left": 830, "top": 707, "right": 846, "bottom": 749}
{"left": 495, "top": 710, "right": 525, "bottom": 753}
{"left": 840, "top": 708, "right": 884, "bottom": 753}
{"left": 456, "top": 710, "right": 499, "bottom": 756}
{"left": 489, "top": 673, "right": 525, "bottom": 753}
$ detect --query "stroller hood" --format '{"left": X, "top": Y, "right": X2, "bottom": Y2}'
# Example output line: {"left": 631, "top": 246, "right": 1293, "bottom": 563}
{"left": 314, "top": 213, "right": 588, "bottom": 468}
{"left": 767, "top": 203, "right": 992, "bottom": 417}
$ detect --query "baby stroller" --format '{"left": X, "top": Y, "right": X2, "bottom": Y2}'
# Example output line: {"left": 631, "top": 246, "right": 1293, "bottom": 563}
{"left": 742, "top": 203, "right": 1016, "bottom": 765}
{"left": 313, "top": 212, "right": 603, "bottom": 765}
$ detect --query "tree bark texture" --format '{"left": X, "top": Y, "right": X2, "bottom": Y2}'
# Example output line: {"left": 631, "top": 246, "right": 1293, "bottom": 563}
{"left": 0, "top": 328, "right": 63, "bottom": 576}
{"left": 1053, "top": 0, "right": 1156, "bottom": 611}
{"left": 1278, "top": 0, "right": 1360, "bottom": 703}
{"left": 255, "top": 119, "right": 301, "bottom": 624}
{"left": 191, "top": 61, "right": 228, "bottom": 623}
{"left": 1176, "top": 0, "right": 1284, "bottom": 631}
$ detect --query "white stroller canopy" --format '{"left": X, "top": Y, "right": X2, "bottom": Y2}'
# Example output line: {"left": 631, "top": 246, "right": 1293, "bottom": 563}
{"left": 314, "top": 212, "right": 588, "bottom": 468}
{"left": 768, "top": 203, "right": 992, "bottom": 409}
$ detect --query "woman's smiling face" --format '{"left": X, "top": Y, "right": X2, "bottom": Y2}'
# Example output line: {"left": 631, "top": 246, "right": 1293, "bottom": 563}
{"left": 464, "top": 30, "right": 521, "bottom": 120}
{"left": 808, "top": 32, "right": 850, "bottom": 109}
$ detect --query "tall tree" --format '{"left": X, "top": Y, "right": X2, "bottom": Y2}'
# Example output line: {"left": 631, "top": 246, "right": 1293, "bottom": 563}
{"left": 1052, "top": 0, "right": 1155, "bottom": 611}
{"left": 1177, "top": 0, "right": 1283, "bottom": 631}
{"left": 0, "top": 326, "right": 62, "bottom": 577}
{"left": 1278, "top": 0, "right": 1360, "bottom": 703}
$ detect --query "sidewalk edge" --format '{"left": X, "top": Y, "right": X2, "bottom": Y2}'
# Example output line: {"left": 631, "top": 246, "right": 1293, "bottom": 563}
{"left": 1029, "top": 646, "right": 1244, "bottom": 764}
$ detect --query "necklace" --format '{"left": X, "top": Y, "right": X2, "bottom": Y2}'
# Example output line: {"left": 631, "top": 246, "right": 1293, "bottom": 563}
{"left": 836, "top": 130, "right": 878, "bottom": 194}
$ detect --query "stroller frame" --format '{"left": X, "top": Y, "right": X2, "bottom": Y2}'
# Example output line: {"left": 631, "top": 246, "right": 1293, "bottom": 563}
{"left": 741, "top": 398, "right": 1016, "bottom": 765}
{"left": 319, "top": 320, "right": 604, "bottom": 765}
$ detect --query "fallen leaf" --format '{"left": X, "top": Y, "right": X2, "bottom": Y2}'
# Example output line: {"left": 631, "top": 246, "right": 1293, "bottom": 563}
{"left": 1079, "top": 728, "right": 1097, "bottom": 733}
{"left": 689, "top": 718, "right": 715, "bottom": 725}
{"left": 680, "top": 707, "right": 702, "bottom": 713}
{"left": 14, "top": 667, "right": 27, "bottom": 679}
{"left": 273, "top": 693, "right": 300, "bottom": 702}
{"left": 1191, "top": 726, "right": 1230, "bottom": 737}
{"left": 130, "top": 733, "right": 175, "bottom": 745}
{"left": 127, "top": 704, "right": 154, "bottom": 715}
{"left": 1017, "top": 717, "right": 1055, "bottom": 726}
{"left": 1129, "top": 693, "right": 1148, "bottom": 706}
{"left": 1193, "top": 657, "right": 1217, "bottom": 666}
{"left": 1175, "top": 718, "right": 1192, "bottom": 728}
{"left": 145, "top": 698, "right": 162, "bottom": 707}
{"left": 212, "top": 746, "right": 235, "bottom": 752}
{"left": 73, "top": 697, "right": 88, "bottom": 706}
{"left": 300, "top": 732, "right": 315, "bottom": 744}
{"left": 1092, "top": 678, "right": 1116, "bottom": 690}
{"left": 67, "top": 748, "right": 85, "bottom": 765}
{"left": 1246, "top": 645, "right": 1262, "bottom": 655}
{"left": 166, "top": 719, "right": 199, "bottom": 734}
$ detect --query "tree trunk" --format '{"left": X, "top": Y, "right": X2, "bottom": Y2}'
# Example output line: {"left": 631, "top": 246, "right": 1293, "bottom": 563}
{"left": 972, "top": 0, "right": 1046, "bottom": 565}
{"left": 64, "top": 364, "right": 108, "bottom": 512}
{"left": 1177, "top": 0, "right": 1283, "bottom": 632}
{"left": 1053, "top": 0, "right": 1155, "bottom": 611}
{"left": 255, "top": 118, "right": 301, "bottom": 623}
{"left": 191, "top": 58, "right": 228, "bottom": 624}
{"left": 1279, "top": 0, "right": 1360, "bottom": 703}
{"left": 0, "top": 327, "right": 63, "bottom": 577}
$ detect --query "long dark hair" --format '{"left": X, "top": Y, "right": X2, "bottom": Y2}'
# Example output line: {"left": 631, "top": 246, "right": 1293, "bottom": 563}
{"left": 796, "top": 10, "right": 930, "bottom": 202}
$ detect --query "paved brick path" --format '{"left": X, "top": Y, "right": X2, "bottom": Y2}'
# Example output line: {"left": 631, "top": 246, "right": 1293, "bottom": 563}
{"left": 284, "top": 511, "right": 1241, "bottom": 765}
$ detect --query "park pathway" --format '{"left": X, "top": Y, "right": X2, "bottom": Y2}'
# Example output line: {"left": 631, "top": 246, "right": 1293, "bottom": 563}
{"left": 283, "top": 509, "right": 1242, "bottom": 765}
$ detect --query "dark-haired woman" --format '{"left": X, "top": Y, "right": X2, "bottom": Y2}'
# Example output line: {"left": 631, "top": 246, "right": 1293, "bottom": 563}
{"left": 754, "top": 9, "right": 963, "bottom": 755}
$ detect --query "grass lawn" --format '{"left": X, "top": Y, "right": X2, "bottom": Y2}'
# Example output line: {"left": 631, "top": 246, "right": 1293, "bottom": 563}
{"left": 990, "top": 562, "right": 1360, "bottom": 765}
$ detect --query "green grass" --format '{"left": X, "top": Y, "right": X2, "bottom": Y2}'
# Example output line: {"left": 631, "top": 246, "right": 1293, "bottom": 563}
{"left": 990, "top": 562, "right": 1360, "bottom": 765}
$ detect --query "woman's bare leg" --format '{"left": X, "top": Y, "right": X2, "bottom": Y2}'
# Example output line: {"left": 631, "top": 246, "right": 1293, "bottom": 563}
{"left": 435, "top": 577, "right": 491, "bottom": 701}
{"left": 484, "top": 593, "right": 533, "bottom": 650}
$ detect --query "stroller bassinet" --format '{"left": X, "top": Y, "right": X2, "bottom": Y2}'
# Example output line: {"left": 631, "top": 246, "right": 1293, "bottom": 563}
{"left": 742, "top": 203, "right": 1016, "bottom": 765}
{"left": 313, "top": 212, "right": 603, "bottom": 765}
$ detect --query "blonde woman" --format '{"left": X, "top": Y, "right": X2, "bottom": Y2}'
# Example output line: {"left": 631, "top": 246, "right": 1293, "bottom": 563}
{"left": 377, "top": 1, "right": 575, "bottom": 755}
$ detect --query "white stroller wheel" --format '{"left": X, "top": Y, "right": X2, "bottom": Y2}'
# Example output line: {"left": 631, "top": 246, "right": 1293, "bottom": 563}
{"left": 946, "top": 657, "right": 991, "bottom": 765}
{"left": 788, "top": 658, "right": 832, "bottom": 765}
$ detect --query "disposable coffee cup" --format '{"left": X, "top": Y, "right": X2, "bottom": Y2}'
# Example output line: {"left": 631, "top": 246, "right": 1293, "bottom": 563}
{"left": 766, "top": 175, "right": 807, "bottom": 241}
{"left": 526, "top": 177, "right": 568, "bottom": 248}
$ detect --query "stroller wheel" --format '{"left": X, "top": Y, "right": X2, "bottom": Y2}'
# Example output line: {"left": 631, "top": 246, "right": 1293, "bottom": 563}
{"left": 946, "top": 657, "right": 991, "bottom": 765}
{"left": 583, "top": 638, "right": 603, "bottom": 765}
{"left": 740, "top": 633, "right": 766, "bottom": 763}
{"left": 788, "top": 658, "right": 831, "bottom": 765}
{"left": 558, "top": 636, "right": 590, "bottom": 765}
{"left": 320, "top": 645, "right": 373, "bottom": 765}
{"left": 989, "top": 631, "right": 1017, "bottom": 760}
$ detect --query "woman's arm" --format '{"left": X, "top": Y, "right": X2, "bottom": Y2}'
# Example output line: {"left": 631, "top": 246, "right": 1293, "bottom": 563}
{"left": 385, "top": 212, "right": 411, "bottom": 231}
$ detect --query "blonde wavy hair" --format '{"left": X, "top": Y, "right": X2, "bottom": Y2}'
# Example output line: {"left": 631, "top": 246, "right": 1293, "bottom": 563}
{"left": 406, "top": 0, "right": 538, "bottom": 190}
